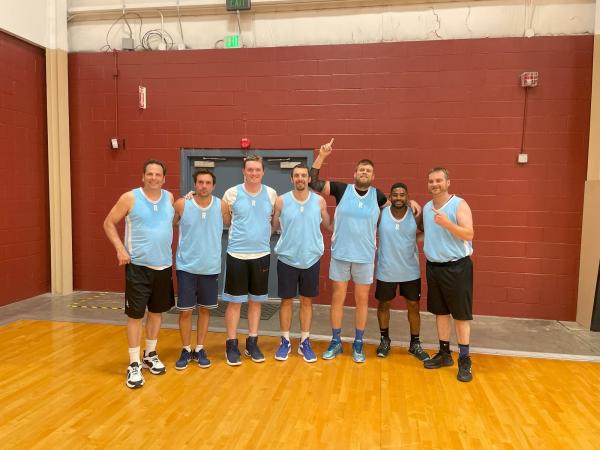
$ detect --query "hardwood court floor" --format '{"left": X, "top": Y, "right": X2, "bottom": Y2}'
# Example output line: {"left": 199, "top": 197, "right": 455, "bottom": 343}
{"left": 1, "top": 320, "right": 598, "bottom": 450}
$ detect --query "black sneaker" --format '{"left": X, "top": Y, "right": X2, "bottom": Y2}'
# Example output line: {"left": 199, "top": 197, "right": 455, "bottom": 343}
{"left": 376, "top": 337, "right": 391, "bottom": 358}
{"left": 244, "top": 336, "right": 265, "bottom": 363}
{"left": 457, "top": 355, "right": 473, "bottom": 382}
{"left": 225, "top": 339, "right": 242, "bottom": 366}
{"left": 408, "top": 341, "right": 430, "bottom": 361}
{"left": 423, "top": 351, "right": 454, "bottom": 369}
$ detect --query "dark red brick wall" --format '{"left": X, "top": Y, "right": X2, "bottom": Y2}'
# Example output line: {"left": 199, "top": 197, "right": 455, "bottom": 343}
{"left": 69, "top": 36, "right": 592, "bottom": 320}
{"left": 0, "top": 31, "right": 50, "bottom": 306}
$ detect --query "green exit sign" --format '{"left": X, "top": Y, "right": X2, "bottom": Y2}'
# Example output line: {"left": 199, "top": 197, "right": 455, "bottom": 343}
{"left": 225, "top": 34, "right": 241, "bottom": 48}
{"left": 226, "top": 0, "right": 251, "bottom": 11}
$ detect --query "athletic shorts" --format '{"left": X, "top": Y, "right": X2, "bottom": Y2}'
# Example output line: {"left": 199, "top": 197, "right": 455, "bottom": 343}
{"left": 375, "top": 278, "right": 421, "bottom": 302}
{"left": 176, "top": 270, "right": 219, "bottom": 310}
{"left": 125, "top": 264, "right": 175, "bottom": 319}
{"left": 426, "top": 257, "right": 473, "bottom": 320}
{"left": 223, "top": 254, "right": 270, "bottom": 303}
{"left": 277, "top": 259, "right": 320, "bottom": 299}
{"left": 329, "top": 257, "right": 374, "bottom": 285}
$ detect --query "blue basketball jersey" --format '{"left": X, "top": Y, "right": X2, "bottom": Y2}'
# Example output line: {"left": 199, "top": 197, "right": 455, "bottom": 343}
{"left": 176, "top": 196, "right": 223, "bottom": 274}
{"left": 423, "top": 195, "right": 473, "bottom": 263}
{"left": 226, "top": 184, "right": 275, "bottom": 254}
{"left": 375, "top": 207, "right": 420, "bottom": 282}
{"left": 274, "top": 191, "right": 324, "bottom": 269}
{"left": 331, "top": 184, "right": 380, "bottom": 264}
{"left": 125, "top": 188, "right": 174, "bottom": 267}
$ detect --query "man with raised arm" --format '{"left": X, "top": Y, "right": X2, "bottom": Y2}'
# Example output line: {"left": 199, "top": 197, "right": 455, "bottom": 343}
{"left": 103, "top": 159, "right": 175, "bottom": 389}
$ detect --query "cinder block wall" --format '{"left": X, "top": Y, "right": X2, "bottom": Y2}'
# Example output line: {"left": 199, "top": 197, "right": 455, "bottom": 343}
{"left": 0, "top": 31, "right": 50, "bottom": 306}
{"left": 69, "top": 36, "right": 592, "bottom": 320}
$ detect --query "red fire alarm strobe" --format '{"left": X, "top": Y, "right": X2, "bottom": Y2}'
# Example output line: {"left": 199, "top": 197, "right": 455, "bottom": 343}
{"left": 240, "top": 137, "right": 251, "bottom": 149}
{"left": 520, "top": 72, "right": 539, "bottom": 88}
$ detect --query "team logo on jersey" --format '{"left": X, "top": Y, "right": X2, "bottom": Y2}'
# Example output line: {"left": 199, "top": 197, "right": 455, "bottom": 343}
{"left": 153, "top": 205, "right": 158, "bottom": 212}
{"left": 251, "top": 200, "right": 256, "bottom": 207}
{"left": 202, "top": 212, "right": 207, "bottom": 220}
{"left": 300, "top": 206, "right": 304, "bottom": 213}
{"left": 358, "top": 202, "right": 363, "bottom": 208}
{"left": 395, "top": 224, "right": 400, "bottom": 230}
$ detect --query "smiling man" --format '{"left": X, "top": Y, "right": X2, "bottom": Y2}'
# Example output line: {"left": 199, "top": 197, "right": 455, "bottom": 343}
{"left": 422, "top": 167, "right": 475, "bottom": 382}
{"left": 221, "top": 154, "right": 277, "bottom": 366}
{"left": 103, "top": 159, "right": 175, "bottom": 389}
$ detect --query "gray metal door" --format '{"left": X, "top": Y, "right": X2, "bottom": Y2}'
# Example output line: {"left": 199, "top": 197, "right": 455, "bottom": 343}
{"left": 180, "top": 149, "right": 314, "bottom": 299}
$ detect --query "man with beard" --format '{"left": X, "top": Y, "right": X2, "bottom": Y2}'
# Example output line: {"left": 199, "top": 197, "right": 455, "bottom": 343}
{"left": 375, "top": 183, "right": 429, "bottom": 362}
{"left": 103, "top": 159, "right": 175, "bottom": 389}
{"left": 422, "top": 167, "right": 474, "bottom": 382}
{"left": 271, "top": 164, "right": 332, "bottom": 363}
{"left": 173, "top": 169, "right": 230, "bottom": 371}
{"left": 221, "top": 154, "right": 277, "bottom": 366}
{"left": 309, "top": 139, "right": 421, "bottom": 363}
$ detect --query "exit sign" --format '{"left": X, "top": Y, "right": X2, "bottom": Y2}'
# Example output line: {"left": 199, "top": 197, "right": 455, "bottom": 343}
{"left": 226, "top": 0, "right": 251, "bottom": 11}
{"left": 225, "top": 35, "right": 241, "bottom": 48}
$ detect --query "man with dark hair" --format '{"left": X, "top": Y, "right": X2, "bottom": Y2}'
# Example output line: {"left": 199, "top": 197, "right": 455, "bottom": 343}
{"left": 375, "top": 182, "right": 429, "bottom": 361}
{"left": 271, "top": 164, "right": 332, "bottom": 363}
{"left": 173, "top": 169, "right": 230, "bottom": 371}
{"left": 103, "top": 159, "right": 175, "bottom": 389}
{"left": 221, "top": 154, "right": 277, "bottom": 366}
{"left": 309, "top": 139, "right": 421, "bottom": 363}
{"left": 422, "top": 167, "right": 475, "bottom": 382}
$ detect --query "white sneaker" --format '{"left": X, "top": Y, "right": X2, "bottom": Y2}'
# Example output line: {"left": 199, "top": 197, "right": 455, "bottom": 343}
{"left": 142, "top": 351, "right": 167, "bottom": 375}
{"left": 126, "top": 362, "right": 145, "bottom": 389}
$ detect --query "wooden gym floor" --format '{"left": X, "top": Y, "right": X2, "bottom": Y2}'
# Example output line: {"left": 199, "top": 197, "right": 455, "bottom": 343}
{"left": 1, "top": 320, "right": 599, "bottom": 449}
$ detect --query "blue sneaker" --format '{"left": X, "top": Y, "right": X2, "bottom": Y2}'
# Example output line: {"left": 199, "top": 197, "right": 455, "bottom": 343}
{"left": 274, "top": 337, "right": 291, "bottom": 361}
{"left": 322, "top": 339, "right": 343, "bottom": 360}
{"left": 352, "top": 340, "right": 366, "bottom": 363}
{"left": 195, "top": 348, "right": 211, "bottom": 368}
{"left": 225, "top": 339, "right": 242, "bottom": 366}
{"left": 298, "top": 338, "right": 317, "bottom": 363}
{"left": 175, "top": 349, "right": 193, "bottom": 370}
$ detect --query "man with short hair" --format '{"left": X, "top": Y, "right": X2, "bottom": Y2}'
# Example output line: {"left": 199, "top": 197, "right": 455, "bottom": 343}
{"left": 173, "top": 169, "right": 230, "bottom": 370}
{"left": 422, "top": 167, "right": 474, "bottom": 382}
{"left": 309, "top": 139, "right": 421, "bottom": 363}
{"left": 103, "top": 159, "right": 175, "bottom": 389}
{"left": 222, "top": 154, "right": 277, "bottom": 366}
{"left": 375, "top": 182, "right": 429, "bottom": 361}
{"left": 272, "top": 164, "right": 332, "bottom": 363}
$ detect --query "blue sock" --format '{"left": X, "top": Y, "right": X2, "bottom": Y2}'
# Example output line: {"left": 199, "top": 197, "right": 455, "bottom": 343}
{"left": 355, "top": 328, "right": 364, "bottom": 343}
{"left": 332, "top": 328, "right": 342, "bottom": 342}
{"left": 458, "top": 344, "right": 470, "bottom": 357}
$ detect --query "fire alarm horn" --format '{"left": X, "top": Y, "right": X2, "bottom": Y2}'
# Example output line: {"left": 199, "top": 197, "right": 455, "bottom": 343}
{"left": 240, "top": 137, "right": 251, "bottom": 149}
{"left": 520, "top": 72, "right": 539, "bottom": 88}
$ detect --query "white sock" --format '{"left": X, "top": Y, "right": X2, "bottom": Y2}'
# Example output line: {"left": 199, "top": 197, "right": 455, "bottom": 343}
{"left": 128, "top": 347, "right": 140, "bottom": 364}
{"left": 183, "top": 345, "right": 191, "bottom": 352}
{"left": 195, "top": 344, "right": 203, "bottom": 352}
{"left": 301, "top": 332, "right": 310, "bottom": 343}
{"left": 249, "top": 333, "right": 258, "bottom": 337}
{"left": 282, "top": 331, "right": 290, "bottom": 340}
{"left": 145, "top": 339, "right": 157, "bottom": 354}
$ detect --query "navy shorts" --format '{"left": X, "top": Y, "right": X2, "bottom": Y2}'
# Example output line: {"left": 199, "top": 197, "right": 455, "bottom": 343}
{"left": 277, "top": 259, "right": 320, "bottom": 299}
{"left": 426, "top": 257, "right": 473, "bottom": 320}
{"left": 176, "top": 270, "right": 219, "bottom": 310}
{"left": 375, "top": 278, "right": 421, "bottom": 302}
{"left": 125, "top": 264, "right": 175, "bottom": 319}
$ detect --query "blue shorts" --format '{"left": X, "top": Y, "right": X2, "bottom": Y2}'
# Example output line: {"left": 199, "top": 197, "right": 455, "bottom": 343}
{"left": 329, "top": 257, "right": 374, "bottom": 285}
{"left": 176, "top": 270, "right": 219, "bottom": 310}
{"left": 277, "top": 259, "right": 320, "bottom": 299}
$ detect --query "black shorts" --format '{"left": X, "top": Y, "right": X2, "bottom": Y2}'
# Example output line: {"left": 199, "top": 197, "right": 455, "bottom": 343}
{"left": 176, "top": 270, "right": 219, "bottom": 310}
{"left": 375, "top": 278, "right": 421, "bottom": 302}
{"left": 277, "top": 259, "right": 320, "bottom": 299}
{"left": 223, "top": 254, "right": 270, "bottom": 303}
{"left": 125, "top": 264, "right": 175, "bottom": 319}
{"left": 426, "top": 257, "right": 473, "bottom": 320}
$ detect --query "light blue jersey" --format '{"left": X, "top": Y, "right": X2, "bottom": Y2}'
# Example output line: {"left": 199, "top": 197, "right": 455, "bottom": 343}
{"left": 125, "top": 188, "right": 174, "bottom": 268}
{"left": 226, "top": 184, "right": 275, "bottom": 254}
{"left": 376, "top": 207, "right": 420, "bottom": 282}
{"left": 331, "top": 184, "right": 380, "bottom": 264}
{"left": 423, "top": 195, "right": 473, "bottom": 263}
{"left": 176, "top": 196, "right": 223, "bottom": 274}
{"left": 275, "top": 191, "right": 324, "bottom": 269}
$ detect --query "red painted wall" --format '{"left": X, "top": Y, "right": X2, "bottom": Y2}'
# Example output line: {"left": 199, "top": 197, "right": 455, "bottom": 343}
{"left": 69, "top": 36, "right": 592, "bottom": 320}
{"left": 0, "top": 31, "right": 50, "bottom": 306}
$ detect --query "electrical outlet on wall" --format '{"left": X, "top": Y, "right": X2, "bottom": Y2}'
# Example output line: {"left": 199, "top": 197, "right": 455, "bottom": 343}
{"left": 517, "top": 153, "right": 528, "bottom": 164}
